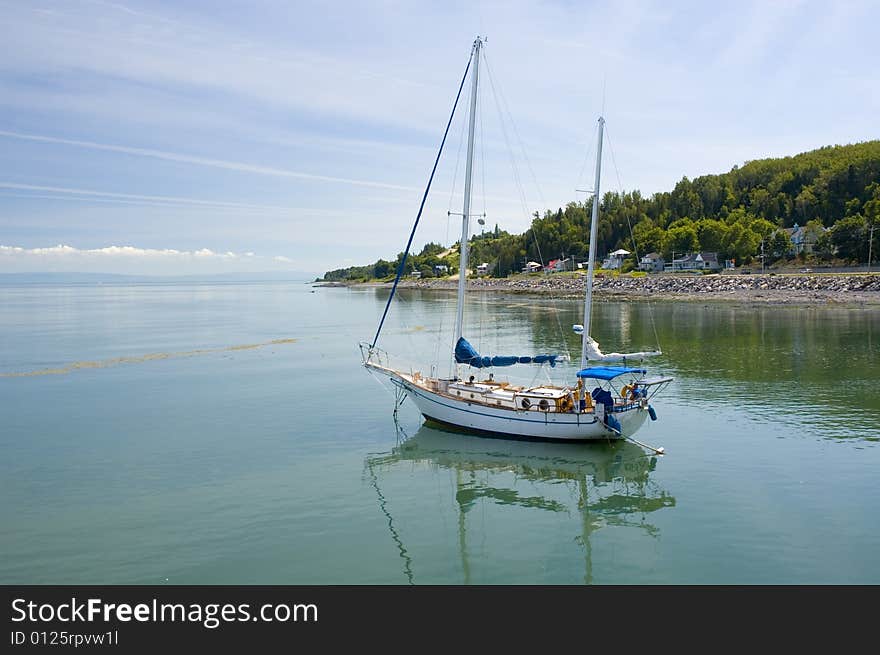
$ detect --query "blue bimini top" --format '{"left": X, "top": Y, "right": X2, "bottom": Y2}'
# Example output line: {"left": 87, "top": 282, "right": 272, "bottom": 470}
{"left": 576, "top": 366, "right": 646, "bottom": 380}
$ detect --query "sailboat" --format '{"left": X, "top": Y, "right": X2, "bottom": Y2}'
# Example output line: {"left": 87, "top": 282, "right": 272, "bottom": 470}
{"left": 362, "top": 37, "right": 672, "bottom": 443}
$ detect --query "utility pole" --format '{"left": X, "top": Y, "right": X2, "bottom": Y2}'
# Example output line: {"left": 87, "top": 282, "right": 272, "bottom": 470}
{"left": 869, "top": 220, "right": 875, "bottom": 273}
{"left": 761, "top": 239, "right": 765, "bottom": 274}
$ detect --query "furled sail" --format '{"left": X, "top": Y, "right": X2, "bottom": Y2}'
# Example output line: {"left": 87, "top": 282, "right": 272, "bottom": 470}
{"left": 454, "top": 337, "right": 563, "bottom": 368}
{"left": 582, "top": 336, "right": 661, "bottom": 362}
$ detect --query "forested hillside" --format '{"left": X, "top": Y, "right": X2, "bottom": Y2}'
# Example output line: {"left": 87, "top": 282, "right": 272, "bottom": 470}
{"left": 324, "top": 140, "right": 880, "bottom": 280}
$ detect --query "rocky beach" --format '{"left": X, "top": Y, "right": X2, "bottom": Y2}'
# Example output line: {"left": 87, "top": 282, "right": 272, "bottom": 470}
{"left": 377, "top": 272, "right": 880, "bottom": 305}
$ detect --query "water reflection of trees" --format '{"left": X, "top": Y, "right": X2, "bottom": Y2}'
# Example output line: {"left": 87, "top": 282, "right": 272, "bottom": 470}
{"left": 507, "top": 297, "right": 879, "bottom": 411}
{"left": 364, "top": 425, "right": 675, "bottom": 584}
{"left": 514, "top": 298, "right": 875, "bottom": 379}
{"left": 365, "top": 287, "right": 876, "bottom": 391}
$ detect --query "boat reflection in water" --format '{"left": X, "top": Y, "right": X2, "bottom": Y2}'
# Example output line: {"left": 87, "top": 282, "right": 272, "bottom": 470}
{"left": 365, "top": 424, "right": 676, "bottom": 584}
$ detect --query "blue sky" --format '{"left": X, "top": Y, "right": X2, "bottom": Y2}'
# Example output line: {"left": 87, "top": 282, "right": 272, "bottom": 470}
{"left": 1, "top": 0, "right": 877, "bottom": 276}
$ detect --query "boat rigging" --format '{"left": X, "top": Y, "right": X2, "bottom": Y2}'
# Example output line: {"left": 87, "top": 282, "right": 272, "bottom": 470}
{"left": 361, "top": 36, "right": 672, "bottom": 446}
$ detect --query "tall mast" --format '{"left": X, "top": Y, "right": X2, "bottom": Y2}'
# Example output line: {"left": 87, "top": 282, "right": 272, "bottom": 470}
{"left": 580, "top": 116, "right": 604, "bottom": 369}
{"left": 453, "top": 37, "right": 482, "bottom": 359}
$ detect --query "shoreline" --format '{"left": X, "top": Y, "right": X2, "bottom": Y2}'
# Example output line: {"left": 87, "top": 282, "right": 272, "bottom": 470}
{"left": 322, "top": 272, "right": 880, "bottom": 306}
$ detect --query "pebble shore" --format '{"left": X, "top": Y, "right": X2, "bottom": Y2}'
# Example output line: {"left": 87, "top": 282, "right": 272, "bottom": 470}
{"left": 384, "top": 272, "right": 880, "bottom": 305}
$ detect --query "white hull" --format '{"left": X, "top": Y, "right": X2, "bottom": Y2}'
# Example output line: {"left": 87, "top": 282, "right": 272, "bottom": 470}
{"left": 385, "top": 371, "right": 649, "bottom": 442}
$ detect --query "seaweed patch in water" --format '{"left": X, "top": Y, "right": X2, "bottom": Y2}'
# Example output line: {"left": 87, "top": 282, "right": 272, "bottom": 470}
{"left": 0, "top": 338, "right": 298, "bottom": 377}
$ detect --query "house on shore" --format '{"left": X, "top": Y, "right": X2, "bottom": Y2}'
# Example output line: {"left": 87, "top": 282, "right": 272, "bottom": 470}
{"left": 665, "top": 252, "right": 721, "bottom": 272}
{"left": 601, "top": 249, "right": 630, "bottom": 270}
{"left": 522, "top": 261, "right": 542, "bottom": 273}
{"left": 544, "top": 258, "right": 570, "bottom": 273}
{"left": 638, "top": 252, "right": 664, "bottom": 273}
{"left": 784, "top": 223, "right": 825, "bottom": 255}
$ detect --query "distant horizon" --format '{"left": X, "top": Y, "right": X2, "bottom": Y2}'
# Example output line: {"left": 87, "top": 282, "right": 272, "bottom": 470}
{"left": 0, "top": 270, "right": 320, "bottom": 281}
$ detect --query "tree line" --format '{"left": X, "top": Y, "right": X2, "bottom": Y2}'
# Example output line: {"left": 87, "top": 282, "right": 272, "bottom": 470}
{"left": 324, "top": 140, "right": 880, "bottom": 281}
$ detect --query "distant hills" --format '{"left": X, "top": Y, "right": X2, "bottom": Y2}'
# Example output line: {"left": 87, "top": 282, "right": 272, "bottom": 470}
{"left": 325, "top": 140, "right": 880, "bottom": 280}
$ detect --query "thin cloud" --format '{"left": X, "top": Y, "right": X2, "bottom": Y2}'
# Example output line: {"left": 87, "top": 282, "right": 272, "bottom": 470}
{"left": 0, "top": 190, "right": 268, "bottom": 211}
{"left": 0, "top": 182, "right": 301, "bottom": 212}
{"left": 0, "top": 130, "right": 418, "bottom": 192}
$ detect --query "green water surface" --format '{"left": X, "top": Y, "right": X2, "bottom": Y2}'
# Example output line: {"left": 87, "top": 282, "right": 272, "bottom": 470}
{"left": 1, "top": 282, "right": 878, "bottom": 583}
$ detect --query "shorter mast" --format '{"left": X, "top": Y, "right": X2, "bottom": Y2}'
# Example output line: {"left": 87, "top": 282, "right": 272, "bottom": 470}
{"left": 580, "top": 116, "right": 605, "bottom": 370}
{"left": 453, "top": 37, "right": 482, "bottom": 369}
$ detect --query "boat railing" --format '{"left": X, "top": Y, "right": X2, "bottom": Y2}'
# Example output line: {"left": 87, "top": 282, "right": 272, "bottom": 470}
{"left": 359, "top": 342, "right": 425, "bottom": 379}
{"left": 359, "top": 341, "right": 394, "bottom": 369}
{"left": 636, "top": 376, "right": 674, "bottom": 401}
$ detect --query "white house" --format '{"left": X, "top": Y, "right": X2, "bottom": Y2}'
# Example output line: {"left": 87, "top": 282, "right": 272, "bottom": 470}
{"left": 476, "top": 262, "right": 490, "bottom": 276}
{"left": 522, "top": 261, "right": 542, "bottom": 273}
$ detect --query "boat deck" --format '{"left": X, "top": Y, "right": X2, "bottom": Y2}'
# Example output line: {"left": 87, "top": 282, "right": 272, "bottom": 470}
{"left": 412, "top": 373, "right": 587, "bottom": 414}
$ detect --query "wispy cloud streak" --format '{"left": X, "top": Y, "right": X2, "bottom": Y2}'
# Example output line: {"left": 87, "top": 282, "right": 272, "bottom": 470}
{"left": 0, "top": 182, "right": 301, "bottom": 212}
{"left": 0, "top": 130, "right": 418, "bottom": 192}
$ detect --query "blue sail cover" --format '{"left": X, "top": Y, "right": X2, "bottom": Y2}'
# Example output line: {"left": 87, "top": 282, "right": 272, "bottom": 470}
{"left": 576, "top": 366, "right": 646, "bottom": 380}
{"left": 455, "top": 337, "right": 561, "bottom": 368}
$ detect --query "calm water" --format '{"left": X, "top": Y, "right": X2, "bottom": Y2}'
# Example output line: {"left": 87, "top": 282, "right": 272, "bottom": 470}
{"left": 1, "top": 281, "right": 878, "bottom": 584}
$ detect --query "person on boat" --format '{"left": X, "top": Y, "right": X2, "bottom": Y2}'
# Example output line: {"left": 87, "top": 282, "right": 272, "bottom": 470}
{"left": 592, "top": 387, "right": 614, "bottom": 417}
